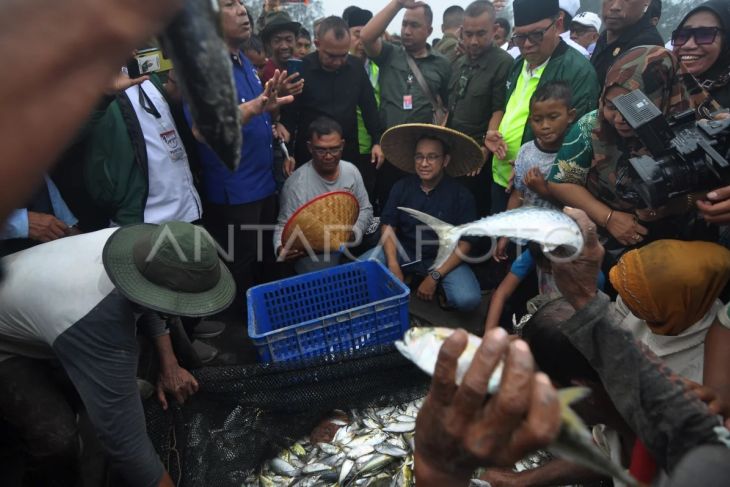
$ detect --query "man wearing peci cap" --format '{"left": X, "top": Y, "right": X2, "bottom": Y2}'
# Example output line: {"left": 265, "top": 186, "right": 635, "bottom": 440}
{"left": 571, "top": 12, "right": 602, "bottom": 56}
{"left": 0, "top": 222, "right": 235, "bottom": 487}
{"left": 486, "top": 0, "right": 598, "bottom": 215}
{"left": 361, "top": 124, "right": 483, "bottom": 312}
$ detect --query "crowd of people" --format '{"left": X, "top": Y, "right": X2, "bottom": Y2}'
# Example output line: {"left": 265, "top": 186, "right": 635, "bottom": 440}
{"left": 1, "top": 0, "right": 730, "bottom": 485}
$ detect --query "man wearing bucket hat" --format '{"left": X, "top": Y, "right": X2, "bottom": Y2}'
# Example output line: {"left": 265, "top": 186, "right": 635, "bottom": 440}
{"left": 0, "top": 222, "right": 235, "bottom": 487}
{"left": 260, "top": 10, "right": 302, "bottom": 85}
{"left": 361, "top": 124, "right": 483, "bottom": 312}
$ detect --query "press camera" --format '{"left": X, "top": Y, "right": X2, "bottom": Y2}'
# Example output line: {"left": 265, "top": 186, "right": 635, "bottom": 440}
{"left": 612, "top": 89, "right": 730, "bottom": 208}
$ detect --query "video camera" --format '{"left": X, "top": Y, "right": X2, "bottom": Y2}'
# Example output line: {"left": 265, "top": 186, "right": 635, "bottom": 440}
{"left": 612, "top": 89, "right": 730, "bottom": 208}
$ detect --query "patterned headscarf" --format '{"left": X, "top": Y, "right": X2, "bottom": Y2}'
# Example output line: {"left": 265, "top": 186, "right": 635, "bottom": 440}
{"left": 609, "top": 239, "right": 730, "bottom": 335}
{"left": 589, "top": 46, "right": 717, "bottom": 210}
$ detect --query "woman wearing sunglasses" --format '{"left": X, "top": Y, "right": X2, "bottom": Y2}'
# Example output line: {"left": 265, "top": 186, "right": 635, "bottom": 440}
{"left": 673, "top": 0, "right": 730, "bottom": 108}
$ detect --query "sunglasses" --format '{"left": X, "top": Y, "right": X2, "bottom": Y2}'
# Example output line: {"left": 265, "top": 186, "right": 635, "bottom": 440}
{"left": 511, "top": 19, "right": 556, "bottom": 47}
{"left": 671, "top": 26, "right": 723, "bottom": 47}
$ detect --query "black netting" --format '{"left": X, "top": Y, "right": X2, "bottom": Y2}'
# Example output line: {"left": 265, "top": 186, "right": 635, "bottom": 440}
{"left": 145, "top": 344, "right": 429, "bottom": 487}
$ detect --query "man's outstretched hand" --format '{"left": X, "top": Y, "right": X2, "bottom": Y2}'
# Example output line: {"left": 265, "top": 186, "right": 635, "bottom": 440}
{"left": 552, "top": 207, "right": 605, "bottom": 311}
{"left": 415, "top": 328, "right": 561, "bottom": 487}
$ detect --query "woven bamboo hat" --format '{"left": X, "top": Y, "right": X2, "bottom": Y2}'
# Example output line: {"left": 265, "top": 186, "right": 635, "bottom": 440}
{"left": 281, "top": 191, "right": 360, "bottom": 252}
{"left": 380, "top": 124, "right": 485, "bottom": 177}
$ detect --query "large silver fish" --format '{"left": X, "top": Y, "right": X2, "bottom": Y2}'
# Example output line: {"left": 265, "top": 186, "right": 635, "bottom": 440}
{"left": 161, "top": 0, "right": 242, "bottom": 170}
{"left": 397, "top": 207, "right": 584, "bottom": 270}
{"left": 395, "top": 327, "right": 640, "bottom": 487}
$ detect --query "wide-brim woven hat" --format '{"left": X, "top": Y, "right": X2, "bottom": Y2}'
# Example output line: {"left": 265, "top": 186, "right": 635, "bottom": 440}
{"left": 281, "top": 191, "right": 359, "bottom": 252}
{"left": 103, "top": 223, "right": 236, "bottom": 318}
{"left": 380, "top": 124, "right": 485, "bottom": 177}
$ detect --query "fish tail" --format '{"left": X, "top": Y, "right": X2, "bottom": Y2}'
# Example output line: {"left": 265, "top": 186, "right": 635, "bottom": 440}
{"left": 558, "top": 386, "right": 592, "bottom": 432}
{"left": 397, "top": 207, "right": 459, "bottom": 270}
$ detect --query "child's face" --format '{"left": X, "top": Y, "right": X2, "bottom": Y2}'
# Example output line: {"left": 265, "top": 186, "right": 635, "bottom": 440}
{"left": 529, "top": 99, "right": 576, "bottom": 150}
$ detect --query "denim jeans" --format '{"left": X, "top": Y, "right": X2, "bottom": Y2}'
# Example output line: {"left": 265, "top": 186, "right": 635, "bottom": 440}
{"left": 360, "top": 246, "right": 481, "bottom": 311}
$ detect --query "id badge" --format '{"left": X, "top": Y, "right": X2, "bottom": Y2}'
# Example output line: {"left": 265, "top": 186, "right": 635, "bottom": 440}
{"left": 403, "top": 95, "right": 413, "bottom": 110}
{"left": 160, "top": 129, "right": 185, "bottom": 161}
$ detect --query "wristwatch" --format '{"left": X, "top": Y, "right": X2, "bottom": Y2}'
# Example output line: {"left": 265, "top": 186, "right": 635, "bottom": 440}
{"left": 429, "top": 270, "right": 442, "bottom": 282}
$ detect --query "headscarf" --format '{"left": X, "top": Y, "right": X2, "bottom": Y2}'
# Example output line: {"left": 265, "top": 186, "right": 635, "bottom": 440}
{"left": 589, "top": 46, "right": 717, "bottom": 210}
{"left": 609, "top": 239, "right": 730, "bottom": 335}
{"left": 677, "top": 0, "right": 730, "bottom": 88}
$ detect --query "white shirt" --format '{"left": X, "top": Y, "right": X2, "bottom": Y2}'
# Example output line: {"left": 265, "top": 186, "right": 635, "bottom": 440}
{"left": 560, "top": 31, "right": 591, "bottom": 58}
{"left": 127, "top": 80, "right": 202, "bottom": 224}
{"left": 0, "top": 229, "right": 117, "bottom": 361}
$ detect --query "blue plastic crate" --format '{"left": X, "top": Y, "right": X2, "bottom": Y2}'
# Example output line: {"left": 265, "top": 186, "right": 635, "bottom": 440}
{"left": 247, "top": 260, "right": 410, "bottom": 363}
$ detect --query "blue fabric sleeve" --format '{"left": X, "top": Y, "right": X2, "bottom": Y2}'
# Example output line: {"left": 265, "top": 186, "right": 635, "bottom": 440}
{"left": 1, "top": 209, "right": 29, "bottom": 239}
{"left": 46, "top": 176, "right": 78, "bottom": 228}
{"left": 510, "top": 251, "right": 535, "bottom": 280}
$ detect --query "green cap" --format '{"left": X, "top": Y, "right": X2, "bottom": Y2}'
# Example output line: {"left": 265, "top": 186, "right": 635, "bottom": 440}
{"left": 102, "top": 222, "right": 235, "bottom": 317}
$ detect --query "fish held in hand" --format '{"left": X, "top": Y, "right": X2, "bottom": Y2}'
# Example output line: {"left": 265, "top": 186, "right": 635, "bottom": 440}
{"left": 161, "top": 0, "right": 242, "bottom": 171}
{"left": 397, "top": 207, "right": 584, "bottom": 270}
{"left": 395, "top": 327, "right": 640, "bottom": 487}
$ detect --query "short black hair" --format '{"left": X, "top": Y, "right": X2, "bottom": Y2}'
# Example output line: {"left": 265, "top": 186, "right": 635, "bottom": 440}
{"left": 530, "top": 81, "right": 573, "bottom": 109}
{"left": 297, "top": 27, "right": 311, "bottom": 41}
{"left": 521, "top": 298, "right": 601, "bottom": 386}
{"left": 494, "top": 17, "right": 511, "bottom": 37}
{"left": 308, "top": 116, "right": 343, "bottom": 140}
{"left": 465, "top": 1, "right": 496, "bottom": 22}
{"left": 443, "top": 5, "right": 465, "bottom": 29}
{"left": 318, "top": 16, "right": 350, "bottom": 41}
{"left": 648, "top": 0, "right": 662, "bottom": 20}
{"left": 411, "top": 4, "right": 434, "bottom": 26}
{"left": 415, "top": 135, "right": 451, "bottom": 156}
{"left": 243, "top": 35, "right": 264, "bottom": 54}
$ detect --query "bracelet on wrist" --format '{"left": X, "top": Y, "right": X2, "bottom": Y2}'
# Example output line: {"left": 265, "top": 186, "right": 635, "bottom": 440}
{"left": 604, "top": 209, "right": 614, "bottom": 228}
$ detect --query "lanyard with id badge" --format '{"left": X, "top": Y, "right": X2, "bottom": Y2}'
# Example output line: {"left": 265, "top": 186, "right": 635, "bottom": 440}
{"left": 138, "top": 86, "right": 186, "bottom": 162}
{"left": 403, "top": 74, "right": 414, "bottom": 110}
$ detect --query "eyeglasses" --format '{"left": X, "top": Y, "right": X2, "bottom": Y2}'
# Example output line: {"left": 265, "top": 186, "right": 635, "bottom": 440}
{"left": 672, "top": 26, "right": 723, "bottom": 47}
{"left": 310, "top": 145, "right": 344, "bottom": 157}
{"left": 414, "top": 154, "right": 443, "bottom": 164}
{"left": 511, "top": 19, "right": 556, "bottom": 47}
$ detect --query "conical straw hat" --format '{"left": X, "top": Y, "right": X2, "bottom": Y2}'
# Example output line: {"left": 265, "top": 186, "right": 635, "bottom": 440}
{"left": 380, "top": 123, "right": 485, "bottom": 177}
{"left": 281, "top": 191, "right": 360, "bottom": 252}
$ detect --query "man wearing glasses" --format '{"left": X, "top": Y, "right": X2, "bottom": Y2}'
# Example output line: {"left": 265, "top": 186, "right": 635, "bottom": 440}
{"left": 485, "top": 0, "right": 598, "bottom": 214}
{"left": 275, "top": 117, "right": 373, "bottom": 273}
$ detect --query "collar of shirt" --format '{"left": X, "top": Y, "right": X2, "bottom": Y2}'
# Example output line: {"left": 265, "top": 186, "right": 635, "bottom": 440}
{"left": 523, "top": 56, "right": 550, "bottom": 78}
{"left": 231, "top": 51, "right": 244, "bottom": 67}
{"left": 466, "top": 45, "right": 497, "bottom": 68}
{"left": 419, "top": 175, "right": 448, "bottom": 195}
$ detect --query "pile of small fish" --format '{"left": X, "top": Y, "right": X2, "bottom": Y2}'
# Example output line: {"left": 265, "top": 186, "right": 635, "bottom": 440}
{"left": 249, "top": 399, "right": 423, "bottom": 487}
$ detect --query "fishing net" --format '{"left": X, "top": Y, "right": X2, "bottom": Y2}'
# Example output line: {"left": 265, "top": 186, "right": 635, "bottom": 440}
{"left": 145, "top": 344, "right": 429, "bottom": 487}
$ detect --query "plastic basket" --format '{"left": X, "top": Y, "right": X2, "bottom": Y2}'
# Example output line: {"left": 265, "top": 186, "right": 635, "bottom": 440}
{"left": 247, "top": 260, "right": 410, "bottom": 363}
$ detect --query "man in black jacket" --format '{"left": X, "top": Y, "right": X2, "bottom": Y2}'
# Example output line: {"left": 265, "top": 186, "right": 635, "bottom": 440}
{"left": 591, "top": 0, "right": 664, "bottom": 87}
{"left": 281, "top": 16, "right": 384, "bottom": 171}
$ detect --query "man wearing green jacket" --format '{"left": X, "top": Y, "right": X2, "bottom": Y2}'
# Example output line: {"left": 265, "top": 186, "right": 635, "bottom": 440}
{"left": 485, "top": 0, "right": 598, "bottom": 214}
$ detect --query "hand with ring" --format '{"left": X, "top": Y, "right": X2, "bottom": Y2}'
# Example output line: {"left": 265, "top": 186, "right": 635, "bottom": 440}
{"left": 605, "top": 210, "right": 648, "bottom": 246}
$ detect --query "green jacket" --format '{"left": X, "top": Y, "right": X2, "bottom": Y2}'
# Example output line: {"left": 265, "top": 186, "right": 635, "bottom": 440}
{"left": 84, "top": 75, "right": 198, "bottom": 225}
{"left": 505, "top": 40, "right": 600, "bottom": 145}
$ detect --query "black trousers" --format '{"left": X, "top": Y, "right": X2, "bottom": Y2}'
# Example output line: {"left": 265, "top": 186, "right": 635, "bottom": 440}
{"left": 204, "top": 194, "right": 278, "bottom": 316}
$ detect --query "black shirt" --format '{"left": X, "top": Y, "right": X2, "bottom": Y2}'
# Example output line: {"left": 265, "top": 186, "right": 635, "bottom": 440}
{"left": 381, "top": 175, "right": 477, "bottom": 261}
{"left": 281, "top": 52, "right": 383, "bottom": 166}
{"left": 591, "top": 16, "right": 664, "bottom": 88}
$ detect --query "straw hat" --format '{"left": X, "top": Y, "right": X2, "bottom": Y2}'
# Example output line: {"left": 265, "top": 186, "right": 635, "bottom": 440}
{"left": 380, "top": 124, "right": 485, "bottom": 177}
{"left": 281, "top": 191, "right": 360, "bottom": 252}
{"left": 103, "top": 222, "right": 235, "bottom": 318}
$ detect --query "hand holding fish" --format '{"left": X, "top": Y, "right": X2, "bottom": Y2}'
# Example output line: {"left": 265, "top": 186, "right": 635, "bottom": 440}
{"left": 551, "top": 207, "right": 604, "bottom": 311}
{"left": 414, "top": 328, "right": 561, "bottom": 486}
{"left": 492, "top": 236, "right": 509, "bottom": 262}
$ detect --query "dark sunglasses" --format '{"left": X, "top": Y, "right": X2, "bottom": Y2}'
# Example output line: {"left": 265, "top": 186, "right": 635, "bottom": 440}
{"left": 671, "top": 26, "right": 723, "bottom": 47}
{"left": 511, "top": 19, "right": 556, "bottom": 47}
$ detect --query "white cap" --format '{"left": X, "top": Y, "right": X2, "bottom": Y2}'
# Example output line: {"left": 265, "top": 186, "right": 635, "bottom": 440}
{"left": 572, "top": 11, "right": 602, "bottom": 32}
{"left": 559, "top": 0, "right": 580, "bottom": 17}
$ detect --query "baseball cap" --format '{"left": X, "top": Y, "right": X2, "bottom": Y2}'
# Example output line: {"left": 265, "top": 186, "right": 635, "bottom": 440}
{"left": 572, "top": 11, "right": 602, "bottom": 32}
{"left": 559, "top": 0, "right": 580, "bottom": 17}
